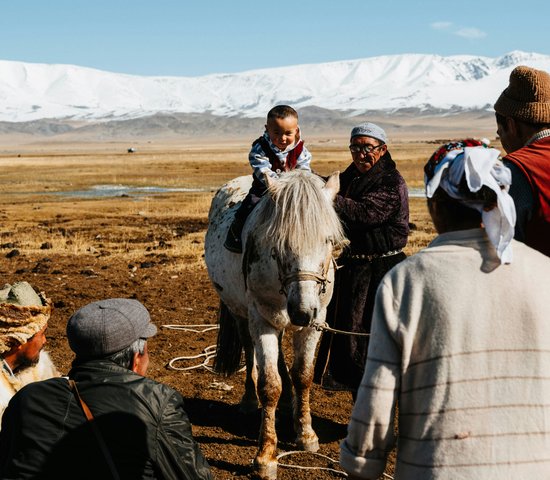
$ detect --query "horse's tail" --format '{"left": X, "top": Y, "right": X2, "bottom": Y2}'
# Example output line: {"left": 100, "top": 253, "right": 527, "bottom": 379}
{"left": 214, "top": 301, "right": 243, "bottom": 376}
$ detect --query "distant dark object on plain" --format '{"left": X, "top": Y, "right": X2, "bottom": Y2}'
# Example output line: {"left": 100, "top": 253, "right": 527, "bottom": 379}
{"left": 127, "top": 147, "right": 136, "bottom": 153}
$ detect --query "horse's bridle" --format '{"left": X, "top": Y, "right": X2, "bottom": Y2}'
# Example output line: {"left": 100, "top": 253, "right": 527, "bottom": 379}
{"left": 272, "top": 247, "right": 335, "bottom": 297}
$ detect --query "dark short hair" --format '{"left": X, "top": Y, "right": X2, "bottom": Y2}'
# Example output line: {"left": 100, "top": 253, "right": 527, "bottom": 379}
{"left": 428, "top": 177, "right": 497, "bottom": 222}
{"left": 267, "top": 105, "right": 298, "bottom": 121}
{"left": 495, "top": 112, "right": 507, "bottom": 127}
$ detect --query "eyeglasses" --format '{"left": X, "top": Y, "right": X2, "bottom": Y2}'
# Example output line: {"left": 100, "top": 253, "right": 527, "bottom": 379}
{"left": 349, "top": 143, "right": 384, "bottom": 155}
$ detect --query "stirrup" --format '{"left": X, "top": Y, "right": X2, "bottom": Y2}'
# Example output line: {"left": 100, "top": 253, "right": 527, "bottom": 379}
{"left": 224, "top": 227, "right": 243, "bottom": 253}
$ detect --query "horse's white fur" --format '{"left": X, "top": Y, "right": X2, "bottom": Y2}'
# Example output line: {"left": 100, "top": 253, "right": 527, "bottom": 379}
{"left": 205, "top": 170, "right": 346, "bottom": 479}
{"left": 205, "top": 174, "right": 251, "bottom": 318}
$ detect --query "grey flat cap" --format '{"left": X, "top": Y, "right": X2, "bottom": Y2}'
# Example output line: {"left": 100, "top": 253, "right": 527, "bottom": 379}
{"left": 350, "top": 122, "right": 387, "bottom": 144}
{"left": 67, "top": 298, "right": 157, "bottom": 358}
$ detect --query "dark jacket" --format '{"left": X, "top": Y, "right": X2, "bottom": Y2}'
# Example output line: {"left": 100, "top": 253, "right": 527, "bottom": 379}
{"left": 334, "top": 153, "right": 409, "bottom": 254}
{"left": 314, "top": 153, "right": 409, "bottom": 392}
{"left": 0, "top": 359, "right": 212, "bottom": 480}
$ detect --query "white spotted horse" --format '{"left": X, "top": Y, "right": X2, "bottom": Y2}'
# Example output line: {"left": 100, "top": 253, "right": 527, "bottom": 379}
{"left": 204, "top": 170, "right": 347, "bottom": 480}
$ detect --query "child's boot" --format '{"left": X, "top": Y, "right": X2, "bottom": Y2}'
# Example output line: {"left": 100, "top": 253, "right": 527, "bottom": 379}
{"left": 224, "top": 217, "right": 245, "bottom": 253}
{"left": 223, "top": 192, "right": 260, "bottom": 254}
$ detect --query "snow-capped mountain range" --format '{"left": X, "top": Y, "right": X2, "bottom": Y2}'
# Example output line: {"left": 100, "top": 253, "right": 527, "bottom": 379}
{"left": 1, "top": 51, "right": 549, "bottom": 123}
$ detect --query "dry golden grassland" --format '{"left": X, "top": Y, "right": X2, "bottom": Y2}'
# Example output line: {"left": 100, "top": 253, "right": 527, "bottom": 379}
{"left": 0, "top": 137, "right": 499, "bottom": 480}
{"left": 0, "top": 137, "right": 447, "bottom": 263}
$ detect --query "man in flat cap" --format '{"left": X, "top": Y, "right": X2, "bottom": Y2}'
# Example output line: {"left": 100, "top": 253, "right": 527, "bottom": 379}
{"left": 0, "top": 281, "right": 58, "bottom": 423}
{"left": 0, "top": 298, "right": 212, "bottom": 480}
{"left": 494, "top": 65, "right": 550, "bottom": 256}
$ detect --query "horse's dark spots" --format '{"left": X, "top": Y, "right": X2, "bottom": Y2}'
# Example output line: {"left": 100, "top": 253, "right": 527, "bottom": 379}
{"left": 242, "top": 237, "right": 262, "bottom": 288}
{"left": 246, "top": 237, "right": 261, "bottom": 265}
{"left": 244, "top": 237, "right": 261, "bottom": 273}
{"left": 284, "top": 259, "right": 294, "bottom": 272}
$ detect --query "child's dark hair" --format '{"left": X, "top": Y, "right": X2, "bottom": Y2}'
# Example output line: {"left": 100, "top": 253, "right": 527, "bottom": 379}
{"left": 267, "top": 105, "right": 298, "bottom": 121}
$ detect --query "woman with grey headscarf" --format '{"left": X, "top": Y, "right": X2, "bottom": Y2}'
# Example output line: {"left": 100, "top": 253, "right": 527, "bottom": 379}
{"left": 314, "top": 122, "right": 409, "bottom": 398}
{"left": 340, "top": 139, "right": 550, "bottom": 480}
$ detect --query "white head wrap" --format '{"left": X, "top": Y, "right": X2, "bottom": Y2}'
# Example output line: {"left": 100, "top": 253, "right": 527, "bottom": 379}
{"left": 425, "top": 146, "right": 516, "bottom": 264}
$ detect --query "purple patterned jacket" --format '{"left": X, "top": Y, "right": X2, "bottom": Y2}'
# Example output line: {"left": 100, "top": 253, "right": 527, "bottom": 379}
{"left": 335, "top": 152, "right": 409, "bottom": 256}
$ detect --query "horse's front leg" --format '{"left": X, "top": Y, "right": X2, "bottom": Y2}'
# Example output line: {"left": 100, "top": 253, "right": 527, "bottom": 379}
{"left": 291, "top": 326, "right": 322, "bottom": 452}
{"left": 249, "top": 315, "right": 281, "bottom": 480}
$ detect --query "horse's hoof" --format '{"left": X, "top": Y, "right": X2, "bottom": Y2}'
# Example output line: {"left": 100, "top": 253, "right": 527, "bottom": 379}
{"left": 296, "top": 434, "right": 319, "bottom": 452}
{"left": 254, "top": 458, "right": 277, "bottom": 480}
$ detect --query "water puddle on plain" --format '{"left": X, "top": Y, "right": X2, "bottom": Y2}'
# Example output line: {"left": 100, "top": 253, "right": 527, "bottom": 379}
{"left": 50, "top": 184, "right": 214, "bottom": 198}
{"left": 11, "top": 184, "right": 424, "bottom": 200}
{"left": 53, "top": 185, "right": 426, "bottom": 199}
{"left": 408, "top": 187, "right": 426, "bottom": 198}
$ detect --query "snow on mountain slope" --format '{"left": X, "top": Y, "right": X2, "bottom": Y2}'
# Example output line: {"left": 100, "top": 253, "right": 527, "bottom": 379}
{"left": 0, "top": 51, "right": 549, "bottom": 122}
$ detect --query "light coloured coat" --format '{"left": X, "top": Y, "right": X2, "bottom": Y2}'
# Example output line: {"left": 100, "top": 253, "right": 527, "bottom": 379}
{"left": 341, "top": 229, "right": 550, "bottom": 479}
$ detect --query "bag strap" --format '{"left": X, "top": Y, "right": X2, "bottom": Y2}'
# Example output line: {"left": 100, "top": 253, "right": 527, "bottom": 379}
{"left": 68, "top": 379, "right": 121, "bottom": 480}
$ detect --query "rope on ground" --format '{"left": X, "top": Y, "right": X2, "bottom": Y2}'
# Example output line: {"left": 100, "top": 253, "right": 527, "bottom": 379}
{"left": 162, "top": 321, "right": 370, "bottom": 372}
{"left": 275, "top": 451, "right": 393, "bottom": 479}
{"left": 162, "top": 324, "right": 219, "bottom": 333}
{"left": 162, "top": 324, "right": 219, "bottom": 372}
{"left": 164, "top": 325, "right": 392, "bottom": 479}
{"left": 276, "top": 451, "right": 347, "bottom": 477}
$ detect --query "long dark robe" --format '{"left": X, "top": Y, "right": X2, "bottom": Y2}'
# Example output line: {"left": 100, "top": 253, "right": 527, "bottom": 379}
{"left": 314, "top": 152, "right": 409, "bottom": 392}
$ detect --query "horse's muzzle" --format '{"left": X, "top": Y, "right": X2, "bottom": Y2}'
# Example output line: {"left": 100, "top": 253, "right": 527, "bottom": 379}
{"left": 288, "top": 305, "right": 317, "bottom": 327}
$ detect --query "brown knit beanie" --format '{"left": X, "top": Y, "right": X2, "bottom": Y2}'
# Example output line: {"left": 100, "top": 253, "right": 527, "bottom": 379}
{"left": 494, "top": 66, "right": 550, "bottom": 123}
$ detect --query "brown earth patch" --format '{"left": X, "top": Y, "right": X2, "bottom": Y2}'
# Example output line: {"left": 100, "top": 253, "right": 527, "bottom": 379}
{"left": 0, "top": 139, "right": 454, "bottom": 479}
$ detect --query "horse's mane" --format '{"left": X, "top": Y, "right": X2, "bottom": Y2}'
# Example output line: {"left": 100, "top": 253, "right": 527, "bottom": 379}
{"left": 253, "top": 170, "right": 348, "bottom": 256}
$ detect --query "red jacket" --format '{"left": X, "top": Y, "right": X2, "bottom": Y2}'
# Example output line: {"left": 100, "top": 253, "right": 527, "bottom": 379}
{"left": 504, "top": 137, "right": 550, "bottom": 256}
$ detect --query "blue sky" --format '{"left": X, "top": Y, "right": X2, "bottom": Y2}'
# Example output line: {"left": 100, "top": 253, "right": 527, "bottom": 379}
{"left": 1, "top": 0, "right": 549, "bottom": 77}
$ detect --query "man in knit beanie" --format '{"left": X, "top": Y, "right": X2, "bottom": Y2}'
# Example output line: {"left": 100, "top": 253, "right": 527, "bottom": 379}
{"left": 0, "top": 281, "right": 59, "bottom": 423}
{"left": 494, "top": 65, "right": 550, "bottom": 256}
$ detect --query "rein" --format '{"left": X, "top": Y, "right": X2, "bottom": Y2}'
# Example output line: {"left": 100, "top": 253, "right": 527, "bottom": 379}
{"left": 312, "top": 321, "right": 370, "bottom": 337}
{"left": 272, "top": 247, "right": 370, "bottom": 338}
{"left": 272, "top": 247, "right": 334, "bottom": 296}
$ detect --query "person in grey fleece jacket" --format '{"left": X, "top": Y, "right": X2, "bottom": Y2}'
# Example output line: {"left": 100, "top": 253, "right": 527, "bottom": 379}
{"left": 340, "top": 140, "right": 550, "bottom": 479}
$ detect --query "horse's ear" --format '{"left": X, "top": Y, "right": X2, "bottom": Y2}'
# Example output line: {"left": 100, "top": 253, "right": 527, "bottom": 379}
{"left": 324, "top": 171, "right": 340, "bottom": 200}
